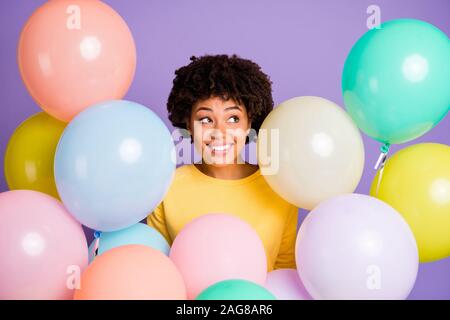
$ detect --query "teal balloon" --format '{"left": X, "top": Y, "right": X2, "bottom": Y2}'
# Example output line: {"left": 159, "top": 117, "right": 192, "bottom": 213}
{"left": 88, "top": 223, "right": 170, "bottom": 263}
{"left": 342, "top": 19, "right": 449, "bottom": 144}
{"left": 196, "top": 280, "right": 276, "bottom": 300}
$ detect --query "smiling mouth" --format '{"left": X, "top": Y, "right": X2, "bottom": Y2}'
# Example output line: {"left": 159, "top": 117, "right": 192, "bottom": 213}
{"left": 206, "top": 143, "right": 234, "bottom": 154}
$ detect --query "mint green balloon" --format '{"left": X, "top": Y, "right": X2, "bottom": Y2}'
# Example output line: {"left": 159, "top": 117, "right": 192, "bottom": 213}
{"left": 342, "top": 19, "right": 449, "bottom": 144}
{"left": 196, "top": 279, "right": 276, "bottom": 300}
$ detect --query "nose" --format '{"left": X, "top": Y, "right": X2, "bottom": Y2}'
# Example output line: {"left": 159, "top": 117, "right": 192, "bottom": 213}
{"left": 211, "top": 121, "right": 227, "bottom": 140}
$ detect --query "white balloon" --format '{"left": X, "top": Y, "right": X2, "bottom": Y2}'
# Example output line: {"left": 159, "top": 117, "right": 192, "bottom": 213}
{"left": 295, "top": 194, "right": 418, "bottom": 300}
{"left": 257, "top": 96, "right": 364, "bottom": 209}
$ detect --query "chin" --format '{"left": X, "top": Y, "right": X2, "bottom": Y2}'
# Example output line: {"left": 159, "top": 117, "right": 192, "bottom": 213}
{"left": 209, "top": 160, "right": 234, "bottom": 167}
{"left": 201, "top": 152, "right": 239, "bottom": 166}
{"left": 203, "top": 156, "right": 236, "bottom": 166}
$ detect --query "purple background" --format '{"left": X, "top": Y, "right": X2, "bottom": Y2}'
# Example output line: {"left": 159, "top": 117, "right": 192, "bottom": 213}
{"left": 0, "top": 0, "right": 449, "bottom": 299}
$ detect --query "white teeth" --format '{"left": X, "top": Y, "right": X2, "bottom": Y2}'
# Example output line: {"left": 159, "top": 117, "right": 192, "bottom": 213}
{"left": 209, "top": 144, "right": 232, "bottom": 151}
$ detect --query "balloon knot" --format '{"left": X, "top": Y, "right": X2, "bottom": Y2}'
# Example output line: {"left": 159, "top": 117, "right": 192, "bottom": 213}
{"left": 380, "top": 143, "right": 391, "bottom": 154}
{"left": 374, "top": 143, "right": 391, "bottom": 170}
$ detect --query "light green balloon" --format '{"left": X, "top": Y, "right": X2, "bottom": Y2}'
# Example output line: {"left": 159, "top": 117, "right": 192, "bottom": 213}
{"left": 342, "top": 19, "right": 449, "bottom": 144}
{"left": 196, "top": 279, "right": 276, "bottom": 300}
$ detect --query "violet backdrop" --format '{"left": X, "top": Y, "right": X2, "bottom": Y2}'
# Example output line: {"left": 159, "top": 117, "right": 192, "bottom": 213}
{"left": 0, "top": 0, "right": 449, "bottom": 299}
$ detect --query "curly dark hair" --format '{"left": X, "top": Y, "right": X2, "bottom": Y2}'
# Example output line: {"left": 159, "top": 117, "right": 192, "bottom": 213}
{"left": 167, "top": 54, "right": 274, "bottom": 137}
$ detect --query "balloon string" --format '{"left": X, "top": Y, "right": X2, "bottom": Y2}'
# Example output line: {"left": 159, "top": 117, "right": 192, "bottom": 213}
{"left": 374, "top": 143, "right": 391, "bottom": 196}
{"left": 92, "top": 230, "right": 102, "bottom": 261}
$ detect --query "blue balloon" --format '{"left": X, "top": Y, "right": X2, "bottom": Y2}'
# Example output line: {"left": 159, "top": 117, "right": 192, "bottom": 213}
{"left": 54, "top": 100, "right": 175, "bottom": 231}
{"left": 88, "top": 223, "right": 170, "bottom": 263}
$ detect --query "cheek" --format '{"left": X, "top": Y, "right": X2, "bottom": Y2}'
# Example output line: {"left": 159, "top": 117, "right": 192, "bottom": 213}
{"left": 234, "top": 131, "right": 247, "bottom": 144}
{"left": 231, "top": 126, "right": 249, "bottom": 152}
{"left": 190, "top": 121, "right": 208, "bottom": 144}
{"left": 193, "top": 131, "right": 207, "bottom": 150}
{"left": 234, "top": 121, "right": 250, "bottom": 141}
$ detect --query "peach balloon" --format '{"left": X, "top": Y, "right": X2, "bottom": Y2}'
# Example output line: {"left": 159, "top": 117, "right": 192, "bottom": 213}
{"left": 169, "top": 214, "right": 268, "bottom": 300}
{"left": 74, "top": 245, "right": 187, "bottom": 300}
{"left": 18, "top": 0, "right": 136, "bottom": 122}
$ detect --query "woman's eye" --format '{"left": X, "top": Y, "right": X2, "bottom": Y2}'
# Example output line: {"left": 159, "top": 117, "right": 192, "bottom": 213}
{"left": 228, "top": 116, "right": 239, "bottom": 123}
{"left": 199, "top": 117, "right": 212, "bottom": 124}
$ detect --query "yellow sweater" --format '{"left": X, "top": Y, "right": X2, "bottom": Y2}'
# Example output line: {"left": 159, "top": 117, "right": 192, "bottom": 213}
{"left": 147, "top": 164, "right": 298, "bottom": 271}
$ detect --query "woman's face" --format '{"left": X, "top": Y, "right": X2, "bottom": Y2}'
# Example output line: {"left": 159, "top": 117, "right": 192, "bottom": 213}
{"left": 188, "top": 96, "right": 251, "bottom": 166}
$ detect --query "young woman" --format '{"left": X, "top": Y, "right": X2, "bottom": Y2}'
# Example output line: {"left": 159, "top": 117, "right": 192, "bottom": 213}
{"left": 147, "top": 54, "right": 297, "bottom": 270}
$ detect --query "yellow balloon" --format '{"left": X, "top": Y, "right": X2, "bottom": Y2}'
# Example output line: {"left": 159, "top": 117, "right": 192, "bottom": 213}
{"left": 370, "top": 143, "right": 450, "bottom": 263}
{"left": 4, "top": 112, "right": 66, "bottom": 198}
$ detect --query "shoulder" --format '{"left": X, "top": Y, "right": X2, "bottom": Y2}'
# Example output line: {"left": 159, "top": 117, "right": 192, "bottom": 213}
{"left": 253, "top": 172, "right": 298, "bottom": 211}
{"left": 172, "top": 164, "right": 198, "bottom": 182}
{"left": 174, "top": 164, "right": 194, "bottom": 174}
{"left": 158, "top": 165, "right": 196, "bottom": 201}
{"left": 173, "top": 163, "right": 194, "bottom": 175}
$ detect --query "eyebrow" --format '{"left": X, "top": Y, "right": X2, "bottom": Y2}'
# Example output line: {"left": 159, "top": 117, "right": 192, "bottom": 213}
{"left": 195, "top": 105, "right": 242, "bottom": 112}
{"left": 225, "top": 105, "right": 242, "bottom": 112}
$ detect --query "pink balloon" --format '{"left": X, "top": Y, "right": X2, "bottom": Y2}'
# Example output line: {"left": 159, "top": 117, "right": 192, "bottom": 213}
{"left": 169, "top": 214, "right": 267, "bottom": 299}
{"left": 18, "top": 0, "right": 136, "bottom": 122}
{"left": 265, "top": 269, "right": 312, "bottom": 300}
{"left": 296, "top": 194, "right": 418, "bottom": 300}
{"left": 0, "top": 190, "right": 88, "bottom": 299}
